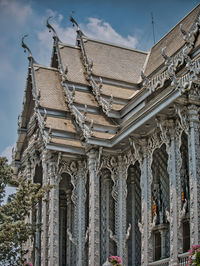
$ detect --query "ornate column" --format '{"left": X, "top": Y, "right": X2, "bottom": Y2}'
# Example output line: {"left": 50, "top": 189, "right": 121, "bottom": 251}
{"left": 160, "top": 119, "right": 181, "bottom": 265}
{"left": 187, "top": 104, "right": 200, "bottom": 245}
{"left": 48, "top": 162, "right": 60, "bottom": 266}
{"left": 138, "top": 139, "right": 153, "bottom": 265}
{"left": 100, "top": 169, "right": 112, "bottom": 263}
{"left": 109, "top": 155, "right": 130, "bottom": 265}
{"left": 34, "top": 201, "right": 41, "bottom": 266}
{"left": 71, "top": 160, "right": 88, "bottom": 266}
{"left": 87, "top": 149, "right": 100, "bottom": 266}
{"left": 41, "top": 152, "right": 49, "bottom": 266}
{"left": 129, "top": 168, "right": 136, "bottom": 265}
{"left": 23, "top": 159, "right": 34, "bottom": 263}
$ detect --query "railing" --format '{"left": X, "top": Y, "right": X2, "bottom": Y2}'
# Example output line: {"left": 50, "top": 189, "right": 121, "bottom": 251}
{"left": 148, "top": 253, "right": 189, "bottom": 266}
{"left": 178, "top": 252, "right": 189, "bottom": 265}
{"left": 148, "top": 257, "right": 169, "bottom": 266}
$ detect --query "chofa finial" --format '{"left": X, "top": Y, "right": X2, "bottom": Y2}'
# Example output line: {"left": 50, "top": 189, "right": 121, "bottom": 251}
{"left": 70, "top": 12, "right": 79, "bottom": 29}
{"left": 21, "top": 34, "right": 36, "bottom": 63}
{"left": 46, "top": 16, "right": 60, "bottom": 42}
{"left": 21, "top": 34, "right": 32, "bottom": 55}
{"left": 161, "top": 47, "right": 172, "bottom": 65}
{"left": 180, "top": 24, "right": 189, "bottom": 43}
{"left": 70, "top": 12, "right": 84, "bottom": 36}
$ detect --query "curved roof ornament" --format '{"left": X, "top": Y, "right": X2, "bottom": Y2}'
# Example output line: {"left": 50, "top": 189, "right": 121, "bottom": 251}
{"left": 161, "top": 47, "right": 172, "bottom": 66}
{"left": 46, "top": 16, "right": 60, "bottom": 42}
{"left": 21, "top": 34, "right": 36, "bottom": 63}
{"left": 141, "top": 69, "right": 150, "bottom": 88}
{"left": 70, "top": 13, "right": 84, "bottom": 36}
{"left": 180, "top": 24, "right": 190, "bottom": 43}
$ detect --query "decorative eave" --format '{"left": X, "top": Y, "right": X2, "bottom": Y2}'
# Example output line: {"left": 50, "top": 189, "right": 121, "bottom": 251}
{"left": 119, "top": 16, "right": 200, "bottom": 122}
{"left": 14, "top": 7, "right": 200, "bottom": 163}
{"left": 47, "top": 17, "right": 94, "bottom": 142}
{"left": 13, "top": 35, "right": 53, "bottom": 165}
{"left": 140, "top": 8, "right": 200, "bottom": 92}
{"left": 70, "top": 15, "right": 113, "bottom": 116}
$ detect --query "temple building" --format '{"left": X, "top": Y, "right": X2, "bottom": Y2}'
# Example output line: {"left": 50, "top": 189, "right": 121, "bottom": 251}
{"left": 13, "top": 3, "right": 200, "bottom": 266}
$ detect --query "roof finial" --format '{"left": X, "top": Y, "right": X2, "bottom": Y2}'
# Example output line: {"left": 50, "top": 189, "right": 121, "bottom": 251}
{"left": 161, "top": 47, "right": 172, "bottom": 66}
{"left": 46, "top": 16, "right": 60, "bottom": 42}
{"left": 21, "top": 34, "right": 36, "bottom": 63}
{"left": 180, "top": 24, "right": 190, "bottom": 43}
{"left": 70, "top": 11, "right": 79, "bottom": 28}
{"left": 141, "top": 69, "right": 150, "bottom": 88}
{"left": 70, "top": 12, "right": 84, "bottom": 36}
{"left": 22, "top": 34, "right": 32, "bottom": 55}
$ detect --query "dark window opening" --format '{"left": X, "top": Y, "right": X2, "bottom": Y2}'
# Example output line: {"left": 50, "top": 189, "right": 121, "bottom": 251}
{"left": 183, "top": 221, "right": 190, "bottom": 253}
{"left": 155, "top": 232, "right": 161, "bottom": 261}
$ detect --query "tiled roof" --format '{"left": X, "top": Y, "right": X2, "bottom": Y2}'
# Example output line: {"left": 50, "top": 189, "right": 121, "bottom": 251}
{"left": 84, "top": 39, "right": 147, "bottom": 84}
{"left": 59, "top": 44, "right": 88, "bottom": 85}
{"left": 32, "top": 64, "right": 119, "bottom": 149}
{"left": 101, "top": 83, "right": 139, "bottom": 99}
{"left": 34, "top": 66, "right": 68, "bottom": 111}
{"left": 144, "top": 4, "right": 200, "bottom": 77}
{"left": 14, "top": 4, "right": 200, "bottom": 160}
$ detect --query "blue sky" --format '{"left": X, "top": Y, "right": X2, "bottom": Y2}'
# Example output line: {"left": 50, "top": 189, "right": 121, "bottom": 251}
{"left": 0, "top": 0, "right": 199, "bottom": 162}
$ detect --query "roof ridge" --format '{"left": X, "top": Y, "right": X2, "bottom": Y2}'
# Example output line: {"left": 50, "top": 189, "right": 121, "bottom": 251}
{"left": 58, "top": 43, "right": 80, "bottom": 49}
{"left": 33, "top": 64, "right": 59, "bottom": 71}
{"left": 85, "top": 37, "right": 148, "bottom": 54}
{"left": 70, "top": 16, "right": 114, "bottom": 117}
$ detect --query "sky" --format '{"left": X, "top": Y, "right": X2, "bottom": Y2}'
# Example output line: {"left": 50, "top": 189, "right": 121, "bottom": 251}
{"left": 0, "top": 0, "right": 199, "bottom": 163}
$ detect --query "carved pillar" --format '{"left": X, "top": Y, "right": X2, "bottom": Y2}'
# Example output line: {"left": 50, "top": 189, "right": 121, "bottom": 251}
{"left": 87, "top": 149, "right": 100, "bottom": 266}
{"left": 164, "top": 120, "right": 181, "bottom": 265}
{"left": 35, "top": 201, "right": 42, "bottom": 266}
{"left": 100, "top": 169, "right": 111, "bottom": 264}
{"left": 138, "top": 139, "right": 153, "bottom": 265}
{"left": 41, "top": 153, "right": 49, "bottom": 266}
{"left": 73, "top": 161, "right": 87, "bottom": 266}
{"left": 161, "top": 120, "right": 182, "bottom": 265}
{"left": 24, "top": 159, "right": 34, "bottom": 263}
{"left": 187, "top": 105, "right": 200, "bottom": 245}
{"left": 110, "top": 156, "right": 129, "bottom": 265}
{"left": 48, "top": 162, "right": 60, "bottom": 266}
{"left": 130, "top": 168, "right": 136, "bottom": 265}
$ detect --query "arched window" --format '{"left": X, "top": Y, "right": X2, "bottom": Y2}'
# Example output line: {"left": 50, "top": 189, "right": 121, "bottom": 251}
{"left": 180, "top": 132, "right": 190, "bottom": 253}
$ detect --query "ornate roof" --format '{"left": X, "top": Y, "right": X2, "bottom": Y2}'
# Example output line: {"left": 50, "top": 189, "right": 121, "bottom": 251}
{"left": 14, "top": 3, "right": 200, "bottom": 163}
{"left": 144, "top": 4, "right": 200, "bottom": 77}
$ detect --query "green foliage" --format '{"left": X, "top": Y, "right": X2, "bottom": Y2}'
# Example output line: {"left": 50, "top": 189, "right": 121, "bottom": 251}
{"left": 0, "top": 157, "right": 13, "bottom": 206}
{"left": 0, "top": 157, "right": 51, "bottom": 265}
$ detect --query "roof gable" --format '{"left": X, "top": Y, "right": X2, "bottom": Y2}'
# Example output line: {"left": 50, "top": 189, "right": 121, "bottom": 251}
{"left": 144, "top": 3, "right": 200, "bottom": 77}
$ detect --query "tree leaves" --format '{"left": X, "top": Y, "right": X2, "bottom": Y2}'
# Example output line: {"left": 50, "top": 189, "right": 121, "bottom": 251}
{"left": 0, "top": 157, "right": 51, "bottom": 265}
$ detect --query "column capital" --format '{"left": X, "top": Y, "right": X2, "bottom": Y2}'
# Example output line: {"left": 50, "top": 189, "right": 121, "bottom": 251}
{"left": 187, "top": 104, "right": 200, "bottom": 123}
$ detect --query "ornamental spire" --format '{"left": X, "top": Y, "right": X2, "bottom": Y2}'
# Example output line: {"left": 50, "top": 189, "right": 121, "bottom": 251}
{"left": 69, "top": 14, "right": 113, "bottom": 115}
{"left": 21, "top": 34, "right": 37, "bottom": 63}
{"left": 70, "top": 13, "right": 84, "bottom": 37}
{"left": 46, "top": 16, "right": 61, "bottom": 42}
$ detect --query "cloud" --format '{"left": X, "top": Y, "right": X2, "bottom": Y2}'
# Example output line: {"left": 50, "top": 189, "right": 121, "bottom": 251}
{"left": 0, "top": 0, "right": 32, "bottom": 27}
{"left": 82, "top": 18, "right": 138, "bottom": 48}
{"left": 1, "top": 145, "right": 14, "bottom": 164}
{"left": 36, "top": 13, "right": 138, "bottom": 63}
